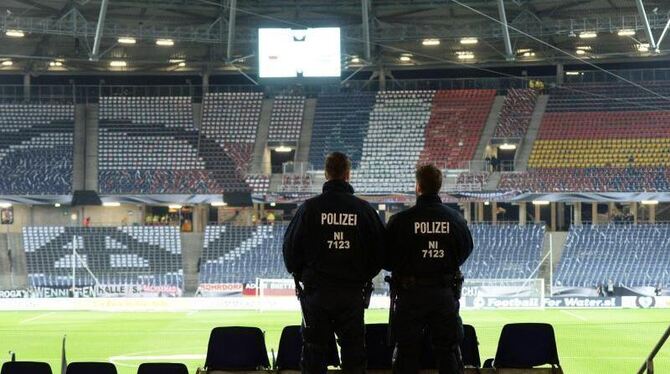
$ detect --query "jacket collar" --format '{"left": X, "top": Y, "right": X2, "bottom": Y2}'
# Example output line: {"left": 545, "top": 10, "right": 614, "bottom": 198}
{"left": 416, "top": 193, "right": 442, "bottom": 206}
{"left": 323, "top": 179, "right": 355, "bottom": 194}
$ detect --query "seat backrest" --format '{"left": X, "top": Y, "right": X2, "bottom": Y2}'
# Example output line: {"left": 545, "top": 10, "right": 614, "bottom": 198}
{"left": 494, "top": 323, "right": 560, "bottom": 368}
{"left": 275, "top": 325, "right": 339, "bottom": 370}
{"left": 66, "top": 362, "right": 117, "bottom": 374}
{"left": 205, "top": 326, "right": 270, "bottom": 370}
{"left": 137, "top": 363, "right": 188, "bottom": 374}
{"left": 365, "top": 323, "right": 394, "bottom": 369}
{"left": 1, "top": 361, "right": 53, "bottom": 374}
{"left": 420, "top": 324, "right": 480, "bottom": 368}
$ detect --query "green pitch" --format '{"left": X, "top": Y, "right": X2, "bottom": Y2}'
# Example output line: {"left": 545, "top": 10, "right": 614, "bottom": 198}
{"left": 0, "top": 309, "right": 667, "bottom": 374}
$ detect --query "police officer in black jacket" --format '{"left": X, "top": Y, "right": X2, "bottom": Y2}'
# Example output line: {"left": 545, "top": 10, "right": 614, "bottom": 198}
{"left": 283, "top": 152, "right": 385, "bottom": 374}
{"left": 385, "top": 164, "right": 473, "bottom": 374}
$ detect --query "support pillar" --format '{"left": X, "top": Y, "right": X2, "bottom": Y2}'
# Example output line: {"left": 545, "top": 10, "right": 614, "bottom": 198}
{"left": 496, "top": 0, "right": 514, "bottom": 61}
{"left": 592, "top": 203, "right": 598, "bottom": 225}
{"left": 635, "top": 0, "right": 658, "bottom": 50}
{"left": 91, "top": 0, "right": 110, "bottom": 60}
{"left": 519, "top": 202, "right": 527, "bottom": 226}
{"left": 226, "top": 0, "right": 238, "bottom": 61}
{"left": 491, "top": 202, "right": 498, "bottom": 224}
{"left": 550, "top": 203, "right": 557, "bottom": 231}
{"left": 574, "top": 202, "right": 582, "bottom": 226}
{"left": 556, "top": 63, "right": 564, "bottom": 85}
{"left": 463, "top": 202, "right": 472, "bottom": 223}
{"left": 477, "top": 202, "right": 484, "bottom": 223}
{"left": 361, "top": 0, "right": 372, "bottom": 61}
{"left": 650, "top": 204, "right": 656, "bottom": 223}
{"left": 534, "top": 203, "right": 541, "bottom": 224}
{"left": 608, "top": 202, "right": 616, "bottom": 220}
{"left": 557, "top": 203, "right": 565, "bottom": 230}
{"left": 23, "top": 73, "right": 30, "bottom": 102}
{"left": 631, "top": 202, "right": 638, "bottom": 224}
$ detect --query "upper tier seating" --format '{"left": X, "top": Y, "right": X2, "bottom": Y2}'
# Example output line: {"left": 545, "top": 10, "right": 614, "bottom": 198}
{"left": 23, "top": 226, "right": 183, "bottom": 288}
{"left": 546, "top": 82, "right": 670, "bottom": 112}
{"left": 202, "top": 92, "right": 263, "bottom": 174}
{"left": 493, "top": 89, "right": 538, "bottom": 138}
{"left": 354, "top": 91, "right": 434, "bottom": 194}
{"left": 245, "top": 174, "right": 270, "bottom": 196}
{"left": 555, "top": 224, "right": 670, "bottom": 287}
{"left": 463, "top": 224, "right": 545, "bottom": 279}
{"left": 309, "top": 92, "right": 376, "bottom": 169}
{"left": 419, "top": 90, "right": 496, "bottom": 170}
{"left": 268, "top": 96, "right": 305, "bottom": 143}
{"left": 0, "top": 103, "right": 74, "bottom": 195}
{"left": 99, "top": 96, "right": 247, "bottom": 194}
{"left": 200, "top": 224, "right": 287, "bottom": 284}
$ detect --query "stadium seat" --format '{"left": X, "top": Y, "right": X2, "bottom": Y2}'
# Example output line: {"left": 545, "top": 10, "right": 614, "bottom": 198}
{"left": 205, "top": 327, "right": 270, "bottom": 371}
{"left": 137, "top": 363, "right": 188, "bottom": 374}
{"left": 365, "top": 323, "right": 394, "bottom": 369}
{"left": 491, "top": 323, "right": 561, "bottom": 370}
{"left": 1, "top": 361, "right": 52, "bottom": 374}
{"left": 66, "top": 362, "right": 117, "bottom": 374}
{"left": 274, "top": 325, "right": 339, "bottom": 371}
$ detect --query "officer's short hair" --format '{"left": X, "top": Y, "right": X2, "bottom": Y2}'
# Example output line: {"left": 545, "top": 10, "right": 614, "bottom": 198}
{"left": 416, "top": 164, "right": 442, "bottom": 194}
{"left": 325, "top": 152, "right": 351, "bottom": 180}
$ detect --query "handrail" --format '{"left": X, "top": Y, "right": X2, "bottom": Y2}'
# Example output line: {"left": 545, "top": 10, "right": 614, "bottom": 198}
{"left": 638, "top": 323, "right": 670, "bottom": 374}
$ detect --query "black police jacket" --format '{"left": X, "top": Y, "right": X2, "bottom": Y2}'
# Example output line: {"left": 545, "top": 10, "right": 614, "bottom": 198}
{"left": 385, "top": 194, "right": 473, "bottom": 280}
{"left": 283, "top": 179, "right": 385, "bottom": 289}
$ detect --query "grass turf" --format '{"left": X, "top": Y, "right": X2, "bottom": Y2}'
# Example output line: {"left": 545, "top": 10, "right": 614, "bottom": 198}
{"left": 0, "top": 309, "right": 667, "bottom": 374}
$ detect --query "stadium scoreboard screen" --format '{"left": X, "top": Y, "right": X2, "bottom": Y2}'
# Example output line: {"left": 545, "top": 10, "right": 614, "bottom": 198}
{"left": 258, "top": 27, "right": 341, "bottom": 79}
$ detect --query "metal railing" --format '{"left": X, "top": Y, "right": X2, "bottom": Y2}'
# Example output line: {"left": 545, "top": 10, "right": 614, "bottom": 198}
{"left": 638, "top": 324, "right": 670, "bottom": 374}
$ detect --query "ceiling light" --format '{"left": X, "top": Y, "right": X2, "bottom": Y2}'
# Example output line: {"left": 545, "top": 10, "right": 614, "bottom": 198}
{"left": 576, "top": 46, "right": 592, "bottom": 50}
{"left": 532, "top": 200, "right": 550, "bottom": 206}
{"left": 422, "top": 38, "right": 440, "bottom": 46}
{"left": 460, "top": 37, "right": 478, "bottom": 45}
{"left": 156, "top": 39, "right": 174, "bottom": 46}
{"left": 499, "top": 143, "right": 517, "bottom": 150}
{"left": 178, "top": 62, "right": 186, "bottom": 67}
{"left": 1, "top": 60, "right": 13, "bottom": 66}
{"left": 617, "top": 29, "right": 636, "bottom": 37}
{"left": 118, "top": 37, "right": 136, "bottom": 44}
{"left": 516, "top": 48, "right": 532, "bottom": 54}
{"left": 168, "top": 204, "right": 182, "bottom": 210}
{"left": 211, "top": 201, "right": 227, "bottom": 207}
{"left": 102, "top": 202, "right": 121, "bottom": 207}
{"left": 641, "top": 200, "right": 659, "bottom": 205}
{"left": 456, "top": 51, "right": 475, "bottom": 60}
{"left": 566, "top": 71, "right": 581, "bottom": 76}
{"left": 6, "top": 30, "right": 25, "bottom": 38}
{"left": 399, "top": 55, "right": 412, "bottom": 62}
{"left": 49, "top": 61, "right": 63, "bottom": 67}
{"left": 579, "top": 31, "right": 597, "bottom": 39}
{"left": 54, "top": 203, "right": 61, "bottom": 208}
{"left": 0, "top": 202, "right": 11, "bottom": 208}
{"left": 270, "top": 202, "right": 277, "bottom": 207}
{"left": 575, "top": 49, "right": 587, "bottom": 55}
{"left": 169, "top": 59, "right": 185, "bottom": 63}
{"left": 109, "top": 60, "right": 127, "bottom": 67}
{"left": 522, "top": 52, "right": 536, "bottom": 57}
{"left": 638, "top": 43, "right": 650, "bottom": 52}
{"left": 275, "top": 146, "right": 293, "bottom": 153}
{"left": 350, "top": 57, "right": 361, "bottom": 63}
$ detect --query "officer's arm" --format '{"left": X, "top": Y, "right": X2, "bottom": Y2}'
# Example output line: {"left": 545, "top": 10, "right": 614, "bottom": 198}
{"left": 283, "top": 203, "right": 308, "bottom": 275}
{"left": 452, "top": 215, "right": 474, "bottom": 266}
{"left": 363, "top": 205, "right": 386, "bottom": 279}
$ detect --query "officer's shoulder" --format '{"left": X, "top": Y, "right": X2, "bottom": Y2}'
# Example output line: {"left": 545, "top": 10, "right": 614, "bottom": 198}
{"left": 441, "top": 204, "right": 467, "bottom": 224}
{"left": 389, "top": 205, "right": 417, "bottom": 223}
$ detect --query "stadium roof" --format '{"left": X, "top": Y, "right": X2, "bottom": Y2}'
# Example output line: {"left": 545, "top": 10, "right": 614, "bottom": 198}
{"left": 0, "top": 0, "right": 669, "bottom": 74}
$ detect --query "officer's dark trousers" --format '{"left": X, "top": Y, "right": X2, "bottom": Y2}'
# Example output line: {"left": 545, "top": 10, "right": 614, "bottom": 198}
{"left": 301, "top": 288, "right": 366, "bottom": 374}
{"left": 392, "top": 287, "right": 463, "bottom": 374}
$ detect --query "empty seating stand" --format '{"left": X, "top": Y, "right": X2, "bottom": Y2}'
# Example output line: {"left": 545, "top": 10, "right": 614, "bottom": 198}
{"left": 463, "top": 224, "right": 545, "bottom": 279}
{"left": 202, "top": 92, "right": 263, "bottom": 174}
{"left": 268, "top": 96, "right": 305, "bottom": 143}
{"left": 354, "top": 90, "right": 435, "bottom": 194}
{"left": 419, "top": 89, "right": 496, "bottom": 170}
{"left": 493, "top": 89, "right": 538, "bottom": 139}
{"left": 555, "top": 224, "right": 670, "bottom": 288}
{"left": 501, "top": 82, "right": 670, "bottom": 192}
{"left": 200, "top": 225, "right": 287, "bottom": 284}
{"left": 23, "top": 226, "right": 183, "bottom": 289}
{"left": 0, "top": 102, "right": 74, "bottom": 195}
{"left": 309, "top": 92, "right": 376, "bottom": 169}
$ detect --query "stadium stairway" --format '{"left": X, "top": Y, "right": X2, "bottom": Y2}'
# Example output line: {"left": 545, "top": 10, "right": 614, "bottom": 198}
{"left": 295, "top": 98, "right": 317, "bottom": 164}
{"left": 484, "top": 172, "right": 501, "bottom": 190}
{"left": 9, "top": 234, "right": 27, "bottom": 289}
{"left": 192, "top": 102, "right": 203, "bottom": 129}
{"left": 251, "top": 99, "right": 274, "bottom": 174}
{"left": 72, "top": 104, "right": 87, "bottom": 191}
{"left": 84, "top": 104, "right": 98, "bottom": 190}
{"left": 539, "top": 230, "right": 568, "bottom": 294}
{"left": 473, "top": 95, "right": 506, "bottom": 160}
{"left": 181, "top": 232, "right": 204, "bottom": 295}
{"left": 0, "top": 235, "right": 9, "bottom": 289}
{"left": 515, "top": 95, "right": 548, "bottom": 171}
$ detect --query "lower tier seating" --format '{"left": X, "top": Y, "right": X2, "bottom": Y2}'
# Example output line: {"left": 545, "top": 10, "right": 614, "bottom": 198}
{"left": 23, "top": 226, "right": 183, "bottom": 288}
{"left": 556, "top": 224, "right": 670, "bottom": 287}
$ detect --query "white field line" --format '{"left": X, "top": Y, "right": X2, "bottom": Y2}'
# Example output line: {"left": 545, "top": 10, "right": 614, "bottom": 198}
{"left": 108, "top": 354, "right": 206, "bottom": 368}
{"left": 19, "top": 312, "right": 56, "bottom": 324}
{"left": 560, "top": 309, "right": 587, "bottom": 321}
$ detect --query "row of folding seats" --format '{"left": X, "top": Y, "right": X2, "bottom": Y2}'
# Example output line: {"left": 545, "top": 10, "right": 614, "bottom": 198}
{"left": 245, "top": 174, "right": 270, "bottom": 195}
{"left": 22, "top": 226, "right": 183, "bottom": 288}
{"left": 268, "top": 95, "right": 305, "bottom": 142}
{"left": 418, "top": 89, "right": 496, "bottom": 170}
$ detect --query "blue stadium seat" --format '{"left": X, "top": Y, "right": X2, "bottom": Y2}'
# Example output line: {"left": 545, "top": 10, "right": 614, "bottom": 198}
{"left": 137, "top": 363, "right": 188, "bottom": 374}
{"left": 66, "top": 362, "right": 117, "bottom": 374}
{"left": 1, "top": 361, "right": 52, "bottom": 374}
{"left": 205, "top": 327, "right": 270, "bottom": 371}
{"left": 491, "top": 323, "right": 561, "bottom": 370}
{"left": 275, "top": 325, "right": 339, "bottom": 371}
